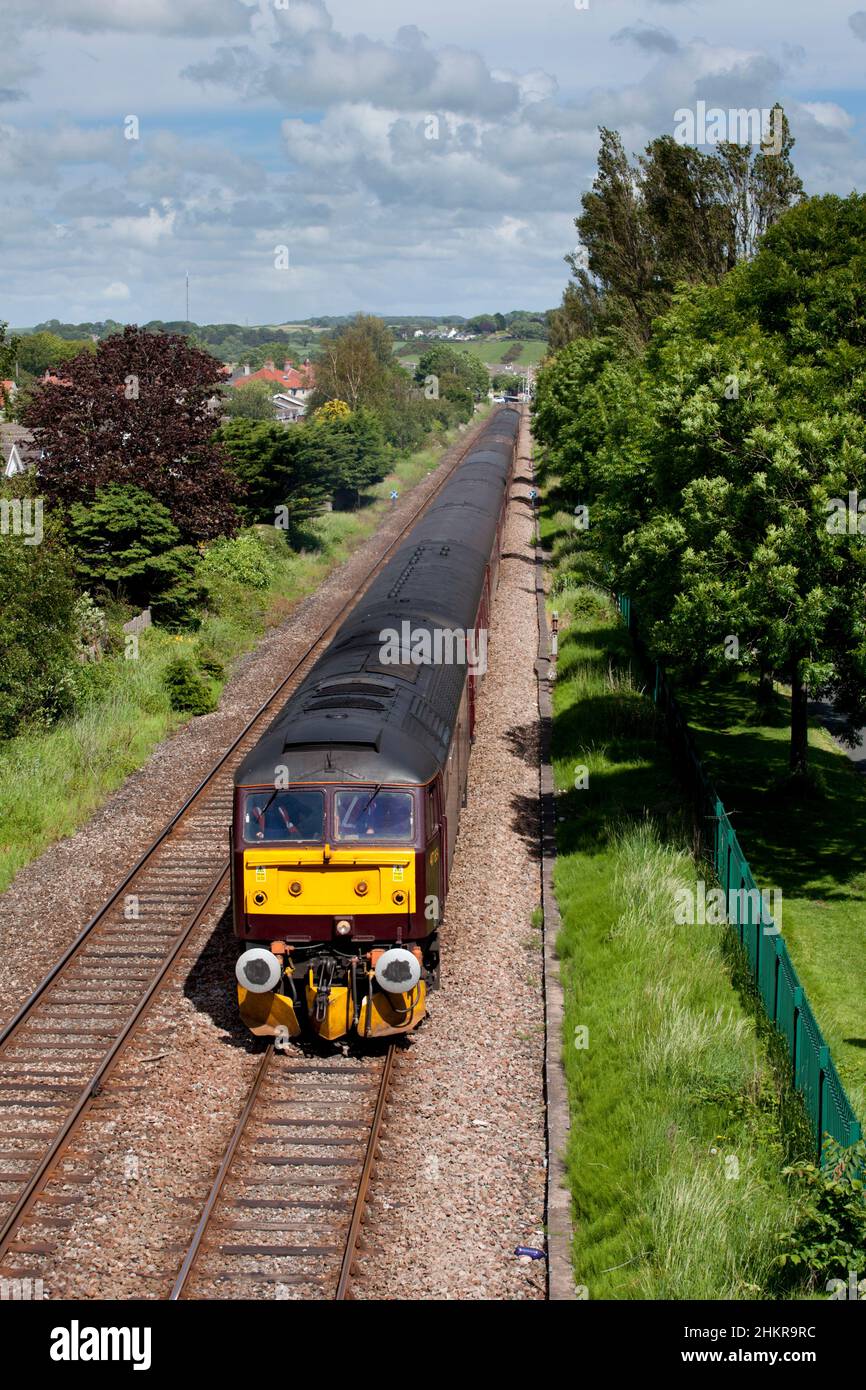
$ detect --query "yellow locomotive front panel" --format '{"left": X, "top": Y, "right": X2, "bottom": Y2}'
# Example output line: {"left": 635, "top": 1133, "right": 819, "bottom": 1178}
{"left": 242, "top": 847, "right": 414, "bottom": 918}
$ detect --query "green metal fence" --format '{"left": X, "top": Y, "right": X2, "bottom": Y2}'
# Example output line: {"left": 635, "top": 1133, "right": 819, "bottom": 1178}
{"left": 616, "top": 593, "right": 862, "bottom": 1159}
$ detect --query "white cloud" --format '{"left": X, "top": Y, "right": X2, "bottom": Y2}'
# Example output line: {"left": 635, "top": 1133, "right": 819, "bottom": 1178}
{"left": 101, "top": 280, "right": 131, "bottom": 300}
{"left": 7, "top": 0, "right": 255, "bottom": 37}
{"left": 801, "top": 101, "right": 854, "bottom": 133}
{"left": 103, "top": 206, "right": 177, "bottom": 247}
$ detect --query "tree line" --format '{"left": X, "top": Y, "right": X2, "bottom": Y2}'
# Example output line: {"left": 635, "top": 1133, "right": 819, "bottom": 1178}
{"left": 0, "top": 313, "right": 488, "bottom": 738}
{"left": 534, "top": 110, "right": 866, "bottom": 780}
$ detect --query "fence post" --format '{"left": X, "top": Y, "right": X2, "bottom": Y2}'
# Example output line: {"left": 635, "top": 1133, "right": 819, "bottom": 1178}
{"left": 772, "top": 936, "right": 784, "bottom": 1023}
{"left": 818, "top": 1046, "right": 830, "bottom": 1162}
{"left": 792, "top": 986, "right": 804, "bottom": 1081}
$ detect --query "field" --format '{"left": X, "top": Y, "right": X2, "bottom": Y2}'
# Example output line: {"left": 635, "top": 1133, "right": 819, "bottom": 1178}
{"left": 394, "top": 336, "right": 548, "bottom": 371}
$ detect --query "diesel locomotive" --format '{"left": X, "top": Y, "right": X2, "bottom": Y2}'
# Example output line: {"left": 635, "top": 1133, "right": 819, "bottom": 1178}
{"left": 232, "top": 407, "right": 520, "bottom": 1042}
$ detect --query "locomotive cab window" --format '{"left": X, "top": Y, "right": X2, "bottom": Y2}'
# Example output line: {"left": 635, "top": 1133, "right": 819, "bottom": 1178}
{"left": 244, "top": 790, "right": 324, "bottom": 843}
{"left": 334, "top": 789, "right": 415, "bottom": 842}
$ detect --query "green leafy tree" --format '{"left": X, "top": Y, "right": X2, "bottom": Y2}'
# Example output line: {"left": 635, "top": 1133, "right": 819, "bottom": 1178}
{"left": 219, "top": 418, "right": 329, "bottom": 529}
{"left": 16, "top": 331, "right": 95, "bottom": 378}
{"left": 68, "top": 483, "right": 204, "bottom": 625}
{"left": 304, "top": 407, "right": 390, "bottom": 496}
{"left": 536, "top": 192, "right": 866, "bottom": 779}
{"left": 416, "top": 345, "right": 488, "bottom": 399}
{"left": 0, "top": 322, "right": 19, "bottom": 382}
{"left": 0, "top": 483, "right": 78, "bottom": 737}
{"left": 224, "top": 379, "right": 276, "bottom": 421}
{"left": 557, "top": 111, "right": 803, "bottom": 349}
{"left": 312, "top": 314, "right": 395, "bottom": 412}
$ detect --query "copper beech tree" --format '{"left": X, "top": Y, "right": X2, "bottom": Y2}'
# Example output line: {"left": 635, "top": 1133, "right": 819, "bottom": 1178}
{"left": 24, "top": 324, "right": 241, "bottom": 540}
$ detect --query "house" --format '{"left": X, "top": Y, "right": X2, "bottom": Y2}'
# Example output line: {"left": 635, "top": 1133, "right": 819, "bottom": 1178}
{"left": 273, "top": 392, "right": 308, "bottom": 423}
{"left": 0, "top": 380, "right": 17, "bottom": 419}
{"left": 231, "top": 359, "right": 317, "bottom": 401}
{"left": 1, "top": 423, "right": 38, "bottom": 479}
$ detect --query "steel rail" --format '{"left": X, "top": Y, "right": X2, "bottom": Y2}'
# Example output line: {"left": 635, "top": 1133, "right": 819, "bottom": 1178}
{"left": 169, "top": 1045, "right": 275, "bottom": 1300}
{"left": 334, "top": 1044, "right": 394, "bottom": 1300}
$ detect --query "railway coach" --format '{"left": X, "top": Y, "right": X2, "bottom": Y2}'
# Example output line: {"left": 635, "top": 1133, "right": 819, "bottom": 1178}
{"left": 232, "top": 407, "right": 520, "bottom": 1042}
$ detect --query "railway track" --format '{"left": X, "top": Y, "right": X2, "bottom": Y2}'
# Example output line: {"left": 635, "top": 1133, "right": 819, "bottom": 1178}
{"left": 0, "top": 417, "right": 493, "bottom": 1277}
{"left": 170, "top": 1044, "right": 394, "bottom": 1300}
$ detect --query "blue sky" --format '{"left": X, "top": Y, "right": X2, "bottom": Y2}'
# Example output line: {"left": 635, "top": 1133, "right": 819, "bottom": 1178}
{"left": 2, "top": 0, "right": 865, "bottom": 326}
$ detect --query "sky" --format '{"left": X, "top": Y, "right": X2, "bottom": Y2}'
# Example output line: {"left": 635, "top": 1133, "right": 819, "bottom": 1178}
{"left": 1, "top": 0, "right": 865, "bottom": 326}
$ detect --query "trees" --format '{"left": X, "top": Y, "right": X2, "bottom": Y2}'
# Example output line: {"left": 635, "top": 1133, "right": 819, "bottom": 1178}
{"left": 223, "top": 380, "right": 276, "bottom": 421}
{"left": 67, "top": 483, "right": 204, "bottom": 626}
{"left": 312, "top": 315, "right": 395, "bottom": 412}
{"left": 302, "top": 407, "right": 390, "bottom": 497}
{"left": 0, "top": 481, "right": 78, "bottom": 737}
{"left": 416, "top": 344, "right": 488, "bottom": 399}
{"left": 24, "top": 325, "right": 239, "bottom": 540}
{"left": 553, "top": 111, "right": 803, "bottom": 349}
{"left": 219, "top": 419, "right": 330, "bottom": 528}
{"left": 0, "top": 322, "right": 19, "bottom": 385}
{"left": 535, "top": 192, "right": 866, "bottom": 779}
{"left": 16, "top": 331, "right": 95, "bottom": 379}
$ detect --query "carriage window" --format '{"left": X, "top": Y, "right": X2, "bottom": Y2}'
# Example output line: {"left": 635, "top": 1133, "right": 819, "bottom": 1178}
{"left": 425, "top": 786, "right": 438, "bottom": 838}
{"left": 244, "top": 790, "right": 324, "bottom": 843}
{"left": 334, "top": 789, "right": 414, "bottom": 842}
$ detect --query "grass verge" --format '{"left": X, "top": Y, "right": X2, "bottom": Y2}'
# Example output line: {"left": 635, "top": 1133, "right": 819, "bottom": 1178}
{"left": 542, "top": 507, "right": 811, "bottom": 1299}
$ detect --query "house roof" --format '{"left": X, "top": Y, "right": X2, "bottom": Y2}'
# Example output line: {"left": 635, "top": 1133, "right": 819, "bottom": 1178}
{"left": 232, "top": 362, "right": 317, "bottom": 392}
{"left": 1, "top": 423, "right": 38, "bottom": 475}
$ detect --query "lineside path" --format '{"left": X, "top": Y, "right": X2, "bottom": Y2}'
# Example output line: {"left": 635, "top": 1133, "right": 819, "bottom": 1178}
{"left": 357, "top": 408, "right": 546, "bottom": 1300}
{"left": 0, "top": 418, "right": 491, "bottom": 1031}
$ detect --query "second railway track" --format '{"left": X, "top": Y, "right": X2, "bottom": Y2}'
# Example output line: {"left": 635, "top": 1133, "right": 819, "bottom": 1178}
{"left": 0, "top": 415, "right": 493, "bottom": 1273}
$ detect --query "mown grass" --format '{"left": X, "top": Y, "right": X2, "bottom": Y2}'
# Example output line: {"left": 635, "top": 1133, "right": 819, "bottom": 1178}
{"left": 0, "top": 416, "right": 484, "bottom": 893}
{"left": 542, "top": 506, "right": 810, "bottom": 1299}
{"left": 676, "top": 675, "right": 866, "bottom": 1122}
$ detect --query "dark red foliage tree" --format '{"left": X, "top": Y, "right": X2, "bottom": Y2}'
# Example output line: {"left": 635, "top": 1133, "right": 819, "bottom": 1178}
{"left": 24, "top": 325, "right": 241, "bottom": 540}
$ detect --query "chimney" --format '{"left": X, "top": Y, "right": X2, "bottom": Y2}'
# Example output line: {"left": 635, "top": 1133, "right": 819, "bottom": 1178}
{"left": 243, "top": 363, "right": 250, "bottom": 376}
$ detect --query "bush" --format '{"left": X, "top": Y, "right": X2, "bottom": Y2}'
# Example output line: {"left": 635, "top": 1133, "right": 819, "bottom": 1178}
{"left": 198, "top": 531, "right": 274, "bottom": 591}
{"left": 0, "top": 495, "right": 79, "bottom": 738}
{"left": 163, "top": 656, "right": 216, "bottom": 715}
{"left": 69, "top": 484, "right": 205, "bottom": 627}
{"left": 196, "top": 648, "right": 225, "bottom": 681}
{"left": 147, "top": 546, "right": 207, "bottom": 629}
{"left": 776, "top": 1138, "right": 866, "bottom": 1291}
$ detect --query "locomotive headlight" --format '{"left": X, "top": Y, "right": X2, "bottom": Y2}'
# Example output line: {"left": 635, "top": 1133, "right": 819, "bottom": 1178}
{"left": 335, "top": 919, "right": 352, "bottom": 936}
{"left": 236, "top": 948, "right": 281, "bottom": 994}
{"left": 374, "top": 947, "right": 422, "bottom": 995}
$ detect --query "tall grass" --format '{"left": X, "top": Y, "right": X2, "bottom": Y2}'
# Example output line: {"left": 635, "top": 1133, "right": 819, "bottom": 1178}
{"left": 545, "top": 541, "right": 808, "bottom": 1298}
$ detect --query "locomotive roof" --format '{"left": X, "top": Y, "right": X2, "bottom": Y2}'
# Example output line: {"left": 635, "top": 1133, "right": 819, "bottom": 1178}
{"left": 235, "top": 407, "right": 520, "bottom": 789}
